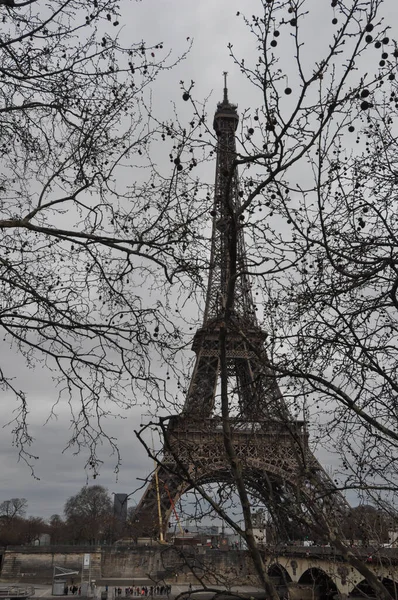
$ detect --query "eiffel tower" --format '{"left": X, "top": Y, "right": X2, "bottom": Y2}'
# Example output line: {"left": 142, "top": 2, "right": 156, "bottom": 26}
{"left": 133, "top": 76, "right": 346, "bottom": 541}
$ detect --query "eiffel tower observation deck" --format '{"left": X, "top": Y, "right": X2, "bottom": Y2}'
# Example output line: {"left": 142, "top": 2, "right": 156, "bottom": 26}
{"left": 132, "top": 76, "right": 347, "bottom": 542}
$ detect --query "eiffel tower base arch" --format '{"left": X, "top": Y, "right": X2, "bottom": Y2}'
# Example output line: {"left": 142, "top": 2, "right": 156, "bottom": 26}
{"left": 133, "top": 416, "right": 322, "bottom": 541}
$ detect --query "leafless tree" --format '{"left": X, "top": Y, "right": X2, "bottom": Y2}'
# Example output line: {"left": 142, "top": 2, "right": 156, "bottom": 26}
{"left": 0, "top": 498, "right": 30, "bottom": 545}
{"left": 64, "top": 484, "right": 112, "bottom": 544}
{"left": 48, "top": 513, "right": 68, "bottom": 544}
{"left": 0, "top": 497, "right": 27, "bottom": 520}
{"left": 0, "top": 0, "right": 206, "bottom": 472}
{"left": 136, "top": 1, "right": 398, "bottom": 599}
{"left": 220, "top": 0, "right": 398, "bottom": 532}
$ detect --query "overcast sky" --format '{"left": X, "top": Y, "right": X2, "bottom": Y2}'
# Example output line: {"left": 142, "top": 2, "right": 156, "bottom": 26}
{"left": 1, "top": 0, "right": 398, "bottom": 520}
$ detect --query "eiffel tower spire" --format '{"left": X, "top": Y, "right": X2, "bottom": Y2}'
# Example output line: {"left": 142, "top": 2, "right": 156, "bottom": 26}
{"left": 183, "top": 76, "right": 281, "bottom": 421}
{"left": 132, "top": 81, "right": 347, "bottom": 542}
{"left": 203, "top": 71, "right": 255, "bottom": 326}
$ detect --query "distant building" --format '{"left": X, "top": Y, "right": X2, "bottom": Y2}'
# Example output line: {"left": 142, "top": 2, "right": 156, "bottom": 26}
{"left": 184, "top": 524, "right": 219, "bottom": 536}
{"left": 388, "top": 530, "right": 398, "bottom": 547}
{"left": 252, "top": 510, "right": 266, "bottom": 546}
{"left": 33, "top": 533, "right": 51, "bottom": 546}
{"left": 113, "top": 494, "right": 128, "bottom": 522}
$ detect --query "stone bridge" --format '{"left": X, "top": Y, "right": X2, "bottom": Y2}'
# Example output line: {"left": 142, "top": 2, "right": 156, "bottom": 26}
{"left": 1, "top": 544, "right": 398, "bottom": 598}
{"left": 265, "top": 546, "right": 398, "bottom": 599}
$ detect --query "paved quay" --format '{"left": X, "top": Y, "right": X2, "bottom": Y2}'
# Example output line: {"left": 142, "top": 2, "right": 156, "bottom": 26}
{"left": 32, "top": 583, "right": 265, "bottom": 600}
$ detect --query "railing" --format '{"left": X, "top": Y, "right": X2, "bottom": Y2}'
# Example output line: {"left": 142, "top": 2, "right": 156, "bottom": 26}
{"left": 0, "top": 586, "right": 35, "bottom": 598}
{"left": 267, "top": 545, "right": 398, "bottom": 564}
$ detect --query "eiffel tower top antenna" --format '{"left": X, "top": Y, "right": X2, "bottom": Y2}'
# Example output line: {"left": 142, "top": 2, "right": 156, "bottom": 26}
{"left": 223, "top": 71, "right": 228, "bottom": 103}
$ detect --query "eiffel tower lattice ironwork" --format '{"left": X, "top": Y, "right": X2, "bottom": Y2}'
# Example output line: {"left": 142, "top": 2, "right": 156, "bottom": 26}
{"left": 133, "top": 76, "right": 346, "bottom": 541}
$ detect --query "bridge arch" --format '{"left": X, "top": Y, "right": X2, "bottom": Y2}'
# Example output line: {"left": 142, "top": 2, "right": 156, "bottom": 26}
{"left": 267, "top": 562, "right": 292, "bottom": 584}
{"left": 299, "top": 567, "right": 338, "bottom": 599}
{"left": 352, "top": 577, "right": 398, "bottom": 598}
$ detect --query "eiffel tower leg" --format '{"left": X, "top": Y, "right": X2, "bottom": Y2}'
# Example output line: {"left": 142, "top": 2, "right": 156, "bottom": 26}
{"left": 133, "top": 464, "right": 190, "bottom": 540}
{"left": 183, "top": 352, "right": 219, "bottom": 418}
